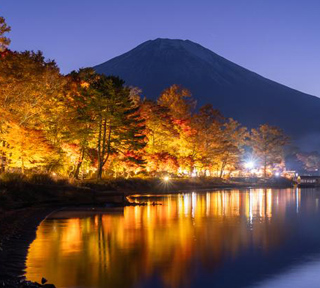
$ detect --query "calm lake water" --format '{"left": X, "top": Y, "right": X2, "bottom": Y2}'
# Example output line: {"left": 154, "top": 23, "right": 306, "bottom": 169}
{"left": 26, "top": 189, "right": 320, "bottom": 288}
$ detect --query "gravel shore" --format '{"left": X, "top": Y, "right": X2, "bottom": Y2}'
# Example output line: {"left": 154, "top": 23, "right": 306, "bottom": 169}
{"left": 0, "top": 207, "right": 56, "bottom": 288}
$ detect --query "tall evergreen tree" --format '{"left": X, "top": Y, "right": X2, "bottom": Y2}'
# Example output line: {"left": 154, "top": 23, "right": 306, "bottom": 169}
{"left": 0, "top": 16, "right": 10, "bottom": 52}
{"left": 75, "top": 70, "right": 146, "bottom": 180}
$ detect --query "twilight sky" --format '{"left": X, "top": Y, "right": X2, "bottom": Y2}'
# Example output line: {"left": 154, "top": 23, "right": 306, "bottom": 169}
{"left": 1, "top": 0, "right": 320, "bottom": 97}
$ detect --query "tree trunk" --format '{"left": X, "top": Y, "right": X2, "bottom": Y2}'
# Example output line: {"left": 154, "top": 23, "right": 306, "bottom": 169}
{"left": 0, "top": 141, "right": 6, "bottom": 173}
{"left": 97, "top": 119, "right": 111, "bottom": 181}
{"left": 97, "top": 119, "right": 103, "bottom": 180}
{"left": 219, "top": 162, "right": 225, "bottom": 178}
{"left": 219, "top": 156, "right": 228, "bottom": 178}
{"left": 97, "top": 162, "right": 103, "bottom": 180}
{"left": 0, "top": 153, "right": 5, "bottom": 173}
{"left": 264, "top": 155, "right": 267, "bottom": 178}
{"left": 74, "top": 147, "right": 85, "bottom": 179}
{"left": 21, "top": 156, "right": 25, "bottom": 174}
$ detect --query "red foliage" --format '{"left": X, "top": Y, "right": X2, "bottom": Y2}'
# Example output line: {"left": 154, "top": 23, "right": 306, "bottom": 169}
{"left": 145, "top": 152, "right": 179, "bottom": 175}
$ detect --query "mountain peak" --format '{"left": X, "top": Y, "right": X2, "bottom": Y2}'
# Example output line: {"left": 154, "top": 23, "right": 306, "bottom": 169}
{"left": 94, "top": 39, "right": 320, "bottom": 150}
{"left": 133, "top": 38, "right": 219, "bottom": 63}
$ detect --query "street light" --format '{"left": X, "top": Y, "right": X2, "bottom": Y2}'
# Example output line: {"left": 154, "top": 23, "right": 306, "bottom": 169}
{"left": 163, "top": 176, "right": 170, "bottom": 182}
{"left": 244, "top": 161, "right": 255, "bottom": 169}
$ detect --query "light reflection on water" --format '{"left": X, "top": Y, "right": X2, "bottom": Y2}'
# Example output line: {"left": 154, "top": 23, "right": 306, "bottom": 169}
{"left": 25, "top": 188, "right": 320, "bottom": 288}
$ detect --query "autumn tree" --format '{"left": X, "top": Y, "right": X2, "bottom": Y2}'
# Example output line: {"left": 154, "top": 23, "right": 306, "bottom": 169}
{"left": 2, "top": 123, "right": 54, "bottom": 173}
{"left": 77, "top": 71, "right": 146, "bottom": 180}
{"left": 60, "top": 69, "right": 99, "bottom": 178}
{"left": 157, "top": 85, "right": 196, "bottom": 120}
{"left": 190, "top": 104, "right": 224, "bottom": 172}
{"left": 0, "top": 51, "right": 64, "bottom": 126}
{"left": 215, "top": 119, "right": 247, "bottom": 178}
{"left": 296, "top": 151, "right": 320, "bottom": 173}
{"left": 140, "top": 100, "right": 177, "bottom": 154}
{"left": 250, "top": 124, "right": 289, "bottom": 177}
{"left": 0, "top": 16, "right": 10, "bottom": 52}
{"left": 0, "top": 51, "right": 64, "bottom": 173}
{"left": 140, "top": 86, "right": 197, "bottom": 175}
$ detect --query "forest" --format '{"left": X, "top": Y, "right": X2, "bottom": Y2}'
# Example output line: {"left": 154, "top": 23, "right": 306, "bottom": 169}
{"left": 0, "top": 17, "right": 291, "bottom": 181}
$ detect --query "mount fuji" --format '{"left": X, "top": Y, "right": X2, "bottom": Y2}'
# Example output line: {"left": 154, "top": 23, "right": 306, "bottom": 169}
{"left": 94, "top": 38, "right": 320, "bottom": 150}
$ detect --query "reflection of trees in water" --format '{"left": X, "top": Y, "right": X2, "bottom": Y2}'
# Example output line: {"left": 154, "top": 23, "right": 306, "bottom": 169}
{"left": 26, "top": 189, "right": 301, "bottom": 288}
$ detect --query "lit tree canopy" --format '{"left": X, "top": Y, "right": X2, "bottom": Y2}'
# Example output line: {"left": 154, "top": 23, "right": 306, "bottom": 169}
{"left": 67, "top": 69, "right": 146, "bottom": 180}
{"left": 157, "top": 84, "right": 196, "bottom": 120}
{"left": 0, "top": 43, "right": 290, "bottom": 179}
{"left": 0, "top": 50, "right": 64, "bottom": 127}
{"left": 0, "top": 50, "right": 65, "bottom": 173}
{"left": 250, "top": 124, "right": 289, "bottom": 177}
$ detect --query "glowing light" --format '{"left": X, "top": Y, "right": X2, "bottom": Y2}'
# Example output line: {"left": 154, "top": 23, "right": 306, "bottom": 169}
{"left": 275, "top": 172, "right": 280, "bottom": 177}
{"left": 244, "top": 161, "right": 255, "bottom": 169}
{"left": 163, "top": 176, "right": 170, "bottom": 182}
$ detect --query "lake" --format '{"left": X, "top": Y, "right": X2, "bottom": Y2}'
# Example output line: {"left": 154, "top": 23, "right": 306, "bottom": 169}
{"left": 25, "top": 188, "right": 320, "bottom": 288}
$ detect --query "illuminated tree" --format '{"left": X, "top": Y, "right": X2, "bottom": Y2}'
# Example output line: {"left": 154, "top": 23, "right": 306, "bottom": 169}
{"left": 190, "top": 104, "right": 224, "bottom": 172}
{"left": 140, "top": 100, "right": 177, "bottom": 154}
{"left": 0, "top": 39, "right": 291, "bottom": 181}
{"left": 250, "top": 124, "right": 289, "bottom": 177}
{"left": 0, "top": 16, "right": 10, "bottom": 52}
{"left": 0, "top": 51, "right": 63, "bottom": 127}
{"left": 215, "top": 119, "right": 247, "bottom": 178}
{"left": 141, "top": 86, "right": 199, "bottom": 175}
{"left": 76, "top": 72, "right": 146, "bottom": 180}
{"left": 60, "top": 69, "right": 99, "bottom": 178}
{"left": 2, "top": 123, "right": 54, "bottom": 173}
{"left": 110, "top": 151, "right": 145, "bottom": 178}
{"left": 157, "top": 85, "right": 196, "bottom": 119}
{"left": 0, "top": 50, "right": 65, "bottom": 173}
{"left": 145, "top": 152, "right": 179, "bottom": 175}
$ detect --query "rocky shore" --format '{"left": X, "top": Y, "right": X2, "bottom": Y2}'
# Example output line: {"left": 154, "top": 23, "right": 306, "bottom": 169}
{"left": 0, "top": 207, "right": 56, "bottom": 288}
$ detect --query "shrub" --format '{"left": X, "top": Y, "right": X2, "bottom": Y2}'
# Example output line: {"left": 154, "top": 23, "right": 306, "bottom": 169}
{"left": 28, "top": 174, "right": 56, "bottom": 185}
{"left": 0, "top": 172, "right": 27, "bottom": 183}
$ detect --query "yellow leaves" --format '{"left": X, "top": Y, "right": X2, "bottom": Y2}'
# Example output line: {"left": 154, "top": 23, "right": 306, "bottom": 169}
{"left": 80, "top": 81, "right": 90, "bottom": 88}
{"left": 2, "top": 122, "right": 54, "bottom": 170}
{"left": 158, "top": 85, "right": 196, "bottom": 119}
{"left": 0, "top": 51, "right": 64, "bottom": 129}
{"left": 250, "top": 124, "right": 289, "bottom": 176}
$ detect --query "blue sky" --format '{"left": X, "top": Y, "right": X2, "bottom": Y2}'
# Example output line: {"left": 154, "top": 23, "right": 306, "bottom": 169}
{"left": 2, "top": 0, "right": 320, "bottom": 96}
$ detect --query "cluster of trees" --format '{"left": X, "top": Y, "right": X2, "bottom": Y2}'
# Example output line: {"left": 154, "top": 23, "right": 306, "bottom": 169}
{"left": 0, "top": 17, "right": 289, "bottom": 180}
{"left": 285, "top": 149, "right": 320, "bottom": 174}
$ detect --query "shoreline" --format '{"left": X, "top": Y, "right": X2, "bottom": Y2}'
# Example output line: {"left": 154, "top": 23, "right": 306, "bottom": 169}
{"left": 0, "top": 206, "right": 57, "bottom": 287}
{"left": 0, "top": 179, "right": 295, "bottom": 287}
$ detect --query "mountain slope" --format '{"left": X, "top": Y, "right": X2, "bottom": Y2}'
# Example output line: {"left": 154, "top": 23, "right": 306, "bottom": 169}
{"left": 94, "top": 38, "right": 320, "bottom": 150}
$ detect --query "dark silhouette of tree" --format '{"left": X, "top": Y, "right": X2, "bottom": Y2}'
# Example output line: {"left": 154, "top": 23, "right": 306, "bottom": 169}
{"left": 0, "top": 16, "right": 10, "bottom": 52}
